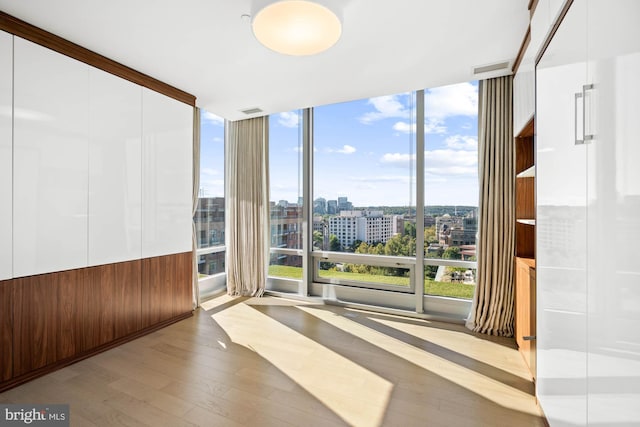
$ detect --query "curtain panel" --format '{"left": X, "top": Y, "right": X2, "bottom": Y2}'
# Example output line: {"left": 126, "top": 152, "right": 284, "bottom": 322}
{"left": 225, "top": 117, "right": 270, "bottom": 297}
{"left": 466, "top": 76, "right": 516, "bottom": 336}
{"left": 192, "top": 107, "right": 201, "bottom": 309}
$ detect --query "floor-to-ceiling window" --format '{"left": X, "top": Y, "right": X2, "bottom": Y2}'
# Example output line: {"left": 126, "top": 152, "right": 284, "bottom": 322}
{"left": 195, "top": 110, "right": 226, "bottom": 297}
{"left": 264, "top": 82, "right": 478, "bottom": 317}
{"left": 313, "top": 93, "right": 417, "bottom": 292}
{"left": 268, "top": 111, "right": 303, "bottom": 281}
{"left": 423, "top": 82, "right": 479, "bottom": 300}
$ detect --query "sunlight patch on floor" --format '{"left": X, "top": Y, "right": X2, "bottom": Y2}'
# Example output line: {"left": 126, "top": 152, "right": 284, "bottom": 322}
{"left": 211, "top": 302, "right": 393, "bottom": 427}
{"left": 298, "top": 305, "right": 540, "bottom": 416}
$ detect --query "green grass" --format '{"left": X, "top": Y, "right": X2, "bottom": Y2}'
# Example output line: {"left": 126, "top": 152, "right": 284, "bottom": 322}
{"left": 268, "top": 264, "right": 475, "bottom": 300}
{"left": 318, "top": 269, "right": 410, "bottom": 286}
{"left": 425, "top": 278, "right": 475, "bottom": 299}
{"left": 268, "top": 264, "right": 303, "bottom": 279}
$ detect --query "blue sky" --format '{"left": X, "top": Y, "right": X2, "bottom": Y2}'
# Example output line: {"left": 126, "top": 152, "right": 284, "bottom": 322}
{"left": 200, "top": 81, "right": 479, "bottom": 207}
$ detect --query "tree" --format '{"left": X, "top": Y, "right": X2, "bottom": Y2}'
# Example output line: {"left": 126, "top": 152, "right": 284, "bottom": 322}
{"left": 442, "top": 246, "right": 461, "bottom": 260}
{"left": 329, "top": 234, "right": 341, "bottom": 252}
{"left": 424, "top": 225, "right": 437, "bottom": 244}
{"left": 404, "top": 222, "right": 416, "bottom": 238}
{"left": 312, "top": 230, "right": 323, "bottom": 250}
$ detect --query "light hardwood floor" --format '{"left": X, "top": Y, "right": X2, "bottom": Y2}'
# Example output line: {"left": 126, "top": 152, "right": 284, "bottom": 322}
{"left": 0, "top": 295, "right": 546, "bottom": 426}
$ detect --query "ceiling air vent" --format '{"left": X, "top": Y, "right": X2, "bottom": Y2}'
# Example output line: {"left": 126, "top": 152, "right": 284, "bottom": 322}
{"left": 473, "top": 61, "right": 510, "bottom": 75}
{"left": 241, "top": 107, "right": 263, "bottom": 115}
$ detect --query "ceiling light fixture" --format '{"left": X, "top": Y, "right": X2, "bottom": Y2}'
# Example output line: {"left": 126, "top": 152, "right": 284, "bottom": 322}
{"left": 252, "top": 0, "right": 342, "bottom": 56}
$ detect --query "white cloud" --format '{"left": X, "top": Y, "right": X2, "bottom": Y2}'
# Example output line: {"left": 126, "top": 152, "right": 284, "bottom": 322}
{"left": 425, "top": 149, "right": 478, "bottom": 176}
{"left": 444, "top": 135, "right": 477, "bottom": 150}
{"left": 327, "top": 145, "right": 356, "bottom": 154}
{"left": 278, "top": 111, "right": 300, "bottom": 128}
{"left": 425, "top": 82, "right": 478, "bottom": 121}
{"left": 425, "top": 118, "right": 447, "bottom": 134}
{"left": 380, "top": 153, "right": 416, "bottom": 165}
{"left": 213, "top": 137, "right": 223, "bottom": 143}
{"left": 359, "top": 94, "right": 411, "bottom": 124}
{"left": 379, "top": 148, "right": 478, "bottom": 176}
{"left": 203, "top": 111, "right": 224, "bottom": 126}
{"left": 393, "top": 118, "right": 447, "bottom": 135}
{"left": 393, "top": 122, "right": 414, "bottom": 134}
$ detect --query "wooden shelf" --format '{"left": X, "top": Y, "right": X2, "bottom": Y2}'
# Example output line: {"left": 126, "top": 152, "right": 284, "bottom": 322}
{"left": 517, "top": 219, "right": 536, "bottom": 225}
{"left": 517, "top": 165, "right": 535, "bottom": 178}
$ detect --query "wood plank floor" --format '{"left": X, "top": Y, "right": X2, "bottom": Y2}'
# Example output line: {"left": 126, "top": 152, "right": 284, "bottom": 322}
{"left": 0, "top": 295, "right": 546, "bottom": 426}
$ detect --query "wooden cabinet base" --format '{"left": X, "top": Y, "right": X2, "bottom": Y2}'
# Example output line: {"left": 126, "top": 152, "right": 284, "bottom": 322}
{"left": 0, "top": 251, "right": 193, "bottom": 392}
{"left": 515, "top": 256, "right": 536, "bottom": 379}
{"left": 0, "top": 311, "right": 191, "bottom": 393}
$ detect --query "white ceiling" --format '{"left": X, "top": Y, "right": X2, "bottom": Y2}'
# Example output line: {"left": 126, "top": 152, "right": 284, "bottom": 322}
{"left": 0, "top": 0, "right": 530, "bottom": 121}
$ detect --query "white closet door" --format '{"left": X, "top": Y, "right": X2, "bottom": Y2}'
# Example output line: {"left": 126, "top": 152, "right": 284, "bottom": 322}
{"left": 13, "top": 38, "right": 89, "bottom": 277}
{"left": 585, "top": 1, "right": 640, "bottom": 425}
{"left": 142, "top": 88, "right": 193, "bottom": 258}
{"left": 536, "top": 1, "right": 588, "bottom": 425}
{"left": 88, "top": 67, "right": 142, "bottom": 266}
{"left": 0, "top": 31, "right": 12, "bottom": 280}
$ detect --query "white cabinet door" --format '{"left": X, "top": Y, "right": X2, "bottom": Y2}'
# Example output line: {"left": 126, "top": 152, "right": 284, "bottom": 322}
{"left": 0, "top": 31, "right": 12, "bottom": 280}
{"left": 585, "top": 1, "right": 640, "bottom": 425}
{"left": 536, "top": 1, "right": 588, "bottom": 425}
{"left": 13, "top": 38, "right": 89, "bottom": 277}
{"left": 88, "top": 67, "right": 142, "bottom": 266}
{"left": 142, "top": 88, "right": 193, "bottom": 258}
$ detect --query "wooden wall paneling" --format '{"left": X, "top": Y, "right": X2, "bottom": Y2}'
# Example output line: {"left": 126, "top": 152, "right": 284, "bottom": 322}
{"left": 54, "top": 269, "right": 84, "bottom": 362}
{"left": 141, "top": 256, "right": 161, "bottom": 329}
{"left": 0, "top": 280, "right": 12, "bottom": 381}
{"left": 13, "top": 274, "right": 58, "bottom": 376}
{"left": 141, "top": 253, "right": 192, "bottom": 328}
{"left": 113, "top": 260, "right": 142, "bottom": 339}
{"left": 82, "top": 264, "right": 115, "bottom": 352}
{"left": 174, "top": 252, "right": 193, "bottom": 317}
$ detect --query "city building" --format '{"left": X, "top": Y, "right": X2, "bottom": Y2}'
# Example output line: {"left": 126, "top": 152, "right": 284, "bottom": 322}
{"left": 194, "top": 197, "right": 226, "bottom": 275}
{"left": 329, "top": 210, "right": 396, "bottom": 248}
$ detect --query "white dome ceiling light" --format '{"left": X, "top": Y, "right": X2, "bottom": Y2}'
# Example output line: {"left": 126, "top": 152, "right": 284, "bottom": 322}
{"left": 252, "top": 0, "right": 342, "bottom": 56}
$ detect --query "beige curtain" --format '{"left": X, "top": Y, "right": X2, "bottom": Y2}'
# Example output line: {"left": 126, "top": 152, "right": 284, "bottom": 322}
{"left": 192, "top": 107, "right": 201, "bottom": 309}
{"left": 226, "top": 117, "right": 270, "bottom": 297}
{"left": 466, "top": 76, "right": 515, "bottom": 337}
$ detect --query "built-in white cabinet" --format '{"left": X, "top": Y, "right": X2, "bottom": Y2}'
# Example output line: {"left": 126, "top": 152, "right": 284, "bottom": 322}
{"left": 13, "top": 37, "right": 89, "bottom": 277}
{"left": 88, "top": 67, "right": 142, "bottom": 266}
{"left": 0, "top": 31, "right": 12, "bottom": 280}
{"left": 6, "top": 35, "right": 192, "bottom": 278}
{"left": 536, "top": 1, "right": 640, "bottom": 425}
{"left": 142, "top": 88, "right": 193, "bottom": 258}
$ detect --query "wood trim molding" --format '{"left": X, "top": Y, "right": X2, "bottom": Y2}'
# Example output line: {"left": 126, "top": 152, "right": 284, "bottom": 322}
{"left": 529, "top": 0, "right": 539, "bottom": 17}
{"left": 535, "top": 0, "right": 574, "bottom": 66}
{"left": 512, "top": 26, "right": 531, "bottom": 74}
{"left": 0, "top": 11, "right": 196, "bottom": 106}
{"left": 0, "top": 311, "right": 192, "bottom": 393}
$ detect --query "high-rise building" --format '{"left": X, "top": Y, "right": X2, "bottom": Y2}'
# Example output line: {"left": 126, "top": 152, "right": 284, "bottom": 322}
{"left": 327, "top": 200, "right": 338, "bottom": 214}
{"left": 313, "top": 197, "right": 327, "bottom": 214}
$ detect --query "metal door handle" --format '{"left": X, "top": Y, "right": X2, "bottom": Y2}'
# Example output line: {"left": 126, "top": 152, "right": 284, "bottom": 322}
{"left": 575, "top": 92, "right": 583, "bottom": 145}
{"left": 523, "top": 335, "right": 537, "bottom": 341}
